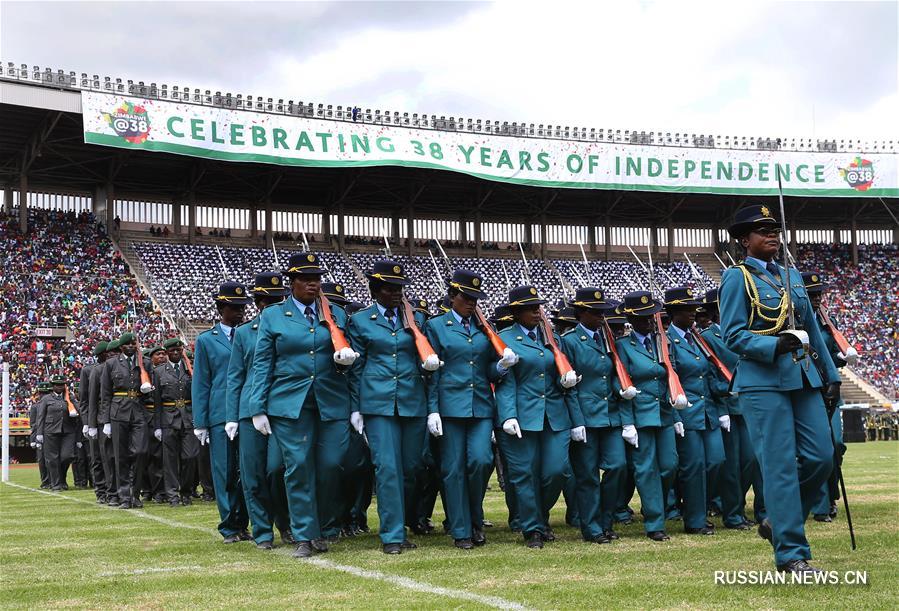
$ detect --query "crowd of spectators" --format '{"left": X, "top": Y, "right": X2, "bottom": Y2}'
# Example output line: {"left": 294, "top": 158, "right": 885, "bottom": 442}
{"left": 0, "top": 209, "right": 169, "bottom": 415}
{"left": 796, "top": 242, "right": 899, "bottom": 399}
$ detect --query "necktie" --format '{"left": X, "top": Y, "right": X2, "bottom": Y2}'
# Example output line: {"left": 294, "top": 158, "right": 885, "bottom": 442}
{"left": 305, "top": 306, "right": 315, "bottom": 327}
{"left": 385, "top": 308, "right": 396, "bottom": 329}
{"left": 593, "top": 332, "right": 602, "bottom": 345}
{"left": 527, "top": 331, "right": 537, "bottom": 341}
{"left": 643, "top": 336, "right": 653, "bottom": 355}
{"left": 229, "top": 328, "right": 235, "bottom": 343}
{"left": 685, "top": 332, "right": 695, "bottom": 348}
{"left": 766, "top": 261, "right": 779, "bottom": 277}
{"left": 461, "top": 317, "right": 471, "bottom": 333}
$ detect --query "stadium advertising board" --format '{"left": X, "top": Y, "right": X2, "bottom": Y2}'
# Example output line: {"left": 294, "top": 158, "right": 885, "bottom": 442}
{"left": 82, "top": 92, "right": 898, "bottom": 197}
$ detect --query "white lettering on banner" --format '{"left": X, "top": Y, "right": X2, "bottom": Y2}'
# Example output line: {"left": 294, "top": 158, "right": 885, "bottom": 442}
{"left": 81, "top": 92, "right": 899, "bottom": 197}
{"left": 34, "top": 328, "right": 54, "bottom": 337}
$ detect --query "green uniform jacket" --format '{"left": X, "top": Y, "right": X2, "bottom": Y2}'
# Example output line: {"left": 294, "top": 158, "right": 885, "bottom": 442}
{"left": 226, "top": 316, "right": 261, "bottom": 423}
{"left": 560, "top": 327, "right": 619, "bottom": 428}
{"left": 494, "top": 326, "right": 575, "bottom": 432}
{"left": 719, "top": 261, "right": 840, "bottom": 392}
{"left": 614, "top": 334, "right": 682, "bottom": 429}
{"left": 34, "top": 393, "right": 71, "bottom": 435}
{"left": 192, "top": 325, "right": 233, "bottom": 428}
{"left": 347, "top": 304, "right": 428, "bottom": 417}
{"left": 249, "top": 298, "right": 350, "bottom": 421}
{"left": 423, "top": 310, "right": 503, "bottom": 419}
{"left": 701, "top": 322, "right": 741, "bottom": 416}
{"left": 152, "top": 361, "right": 192, "bottom": 429}
{"left": 100, "top": 354, "right": 147, "bottom": 424}
{"left": 666, "top": 325, "right": 728, "bottom": 430}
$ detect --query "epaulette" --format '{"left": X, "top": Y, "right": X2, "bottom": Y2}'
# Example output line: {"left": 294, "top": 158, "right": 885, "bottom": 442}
{"left": 560, "top": 328, "right": 575, "bottom": 337}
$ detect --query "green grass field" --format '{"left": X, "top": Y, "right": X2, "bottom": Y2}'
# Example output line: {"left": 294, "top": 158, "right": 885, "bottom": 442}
{"left": 2, "top": 441, "right": 897, "bottom": 609}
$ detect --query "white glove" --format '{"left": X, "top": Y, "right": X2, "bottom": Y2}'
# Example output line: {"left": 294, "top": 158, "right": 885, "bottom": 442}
{"left": 36, "top": 434, "right": 44, "bottom": 443}
{"left": 76, "top": 442, "right": 82, "bottom": 449}
{"left": 674, "top": 421, "right": 685, "bottom": 437}
{"left": 224, "top": 421, "right": 239, "bottom": 440}
{"left": 621, "top": 425, "right": 638, "bottom": 448}
{"left": 422, "top": 354, "right": 443, "bottom": 372}
{"left": 619, "top": 386, "right": 640, "bottom": 400}
{"left": 672, "top": 393, "right": 690, "bottom": 409}
{"left": 154, "top": 428, "right": 163, "bottom": 441}
{"left": 718, "top": 415, "right": 731, "bottom": 433}
{"left": 427, "top": 413, "right": 443, "bottom": 437}
{"left": 102, "top": 423, "right": 112, "bottom": 437}
{"left": 502, "top": 418, "right": 522, "bottom": 438}
{"left": 252, "top": 414, "right": 271, "bottom": 436}
{"left": 570, "top": 425, "right": 587, "bottom": 443}
{"left": 498, "top": 347, "right": 519, "bottom": 369}
{"left": 333, "top": 347, "right": 359, "bottom": 366}
{"left": 30, "top": 442, "right": 36, "bottom": 449}
{"left": 350, "top": 411, "right": 364, "bottom": 435}
{"left": 491, "top": 430, "right": 496, "bottom": 444}
{"left": 68, "top": 410, "right": 79, "bottom": 418}
{"left": 560, "top": 370, "right": 581, "bottom": 389}
{"left": 194, "top": 427, "right": 209, "bottom": 445}
{"left": 87, "top": 427, "right": 98, "bottom": 439}
{"left": 140, "top": 382, "right": 154, "bottom": 394}
{"left": 82, "top": 425, "right": 89, "bottom": 435}
{"left": 838, "top": 346, "right": 859, "bottom": 365}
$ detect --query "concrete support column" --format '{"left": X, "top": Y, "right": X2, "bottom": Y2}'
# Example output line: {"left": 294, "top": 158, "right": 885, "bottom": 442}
{"left": 666, "top": 219, "right": 674, "bottom": 262}
{"left": 406, "top": 207, "right": 414, "bottom": 257}
{"left": 187, "top": 193, "right": 196, "bottom": 244}
{"left": 391, "top": 212, "right": 401, "bottom": 243}
{"left": 587, "top": 217, "right": 597, "bottom": 254}
{"left": 539, "top": 213, "right": 547, "bottom": 259}
{"left": 604, "top": 218, "right": 612, "bottom": 261}
{"left": 474, "top": 211, "right": 482, "bottom": 258}
{"left": 321, "top": 206, "right": 331, "bottom": 246}
{"left": 833, "top": 225, "right": 840, "bottom": 246}
{"left": 263, "top": 200, "right": 273, "bottom": 246}
{"left": 19, "top": 174, "right": 28, "bottom": 233}
{"left": 459, "top": 214, "right": 467, "bottom": 243}
{"left": 248, "top": 203, "right": 257, "bottom": 239}
{"left": 3, "top": 186, "right": 13, "bottom": 215}
{"left": 850, "top": 215, "right": 859, "bottom": 266}
{"left": 336, "top": 200, "right": 345, "bottom": 250}
{"left": 524, "top": 219, "right": 533, "bottom": 248}
{"left": 172, "top": 199, "right": 182, "bottom": 235}
{"left": 649, "top": 223, "right": 659, "bottom": 259}
{"left": 789, "top": 219, "right": 798, "bottom": 257}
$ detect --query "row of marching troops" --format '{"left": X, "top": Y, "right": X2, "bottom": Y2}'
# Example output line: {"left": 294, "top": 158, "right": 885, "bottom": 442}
{"left": 864, "top": 412, "right": 898, "bottom": 441}
{"left": 28, "top": 204, "right": 855, "bottom": 573}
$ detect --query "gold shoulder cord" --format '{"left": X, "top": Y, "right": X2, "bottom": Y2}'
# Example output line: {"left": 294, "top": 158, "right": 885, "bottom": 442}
{"left": 737, "top": 265, "right": 789, "bottom": 335}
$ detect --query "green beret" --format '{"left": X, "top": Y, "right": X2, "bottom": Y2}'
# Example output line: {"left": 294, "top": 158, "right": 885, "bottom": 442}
{"left": 118, "top": 332, "right": 136, "bottom": 345}
{"left": 92, "top": 341, "right": 109, "bottom": 356}
{"left": 50, "top": 374, "right": 66, "bottom": 385}
{"left": 106, "top": 339, "right": 121, "bottom": 351}
{"left": 148, "top": 345, "right": 165, "bottom": 355}
{"left": 163, "top": 338, "right": 184, "bottom": 349}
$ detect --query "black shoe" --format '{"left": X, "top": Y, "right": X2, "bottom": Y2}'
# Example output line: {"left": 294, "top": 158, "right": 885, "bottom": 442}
{"left": 411, "top": 522, "right": 433, "bottom": 535}
{"left": 454, "top": 538, "right": 474, "bottom": 550}
{"left": 543, "top": 527, "right": 556, "bottom": 542}
{"left": 744, "top": 518, "right": 758, "bottom": 526}
{"left": 647, "top": 531, "right": 670, "bottom": 541}
{"left": 777, "top": 559, "right": 822, "bottom": 575}
{"left": 107, "top": 497, "right": 120, "bottom": 506}
{"left": 311, "top": 538, "right": 329, "bottom": 553}
{"left": 383, "top": 543, "right": 403, "bottom": 554}
{"left": 96, "top": 496, "right": 107, "bottom": 504}
{"left": 617, "top": 517, "right": 634, "bottom": 526}
{"left": 169, "top": 499, "right": 181, "bottom": 507}
{"left": 293, "top": 541, "right": 316, "bottom": 558}
{"left": 726, "top": 522, "right": 752, "bottom": 530}
{"left": 813, "top": 514, "right": 833, "bottom": 522}
{"left": 61, "top": 484, "right": 69, "bottom": 490}
{"left": 50, "top": 487, "right": 63, "bottom": 492}
{"left": 472, "top": 529, "right": 486, "bottom": 546}
{"left": 118, "top": 501, "right": 132, "bottom": 509}
{"left": 153, "top": 495, "right": 166, "bottom": 504}
{"left": 587, "top": 534, "right": 612, "bottom": 544}
{"left": 603, "top": 529, "right": 620, "bottom": 540}
{"left": 685, "top": 526, "right": 715, "bottom": 535}
{"left": 201, "top": 493, "right": 215, "bottom": 502}
{"left": 141, "top": 493, "right": 151, "bottom": 502}
{"left": 180, "top": 496, "right": 192, "bottom": 506}
{"left": 757, "top": 519, "right": 773, "bottom": 544}
{"left": 525, "top": 532, "right": 544, "bottom": 549}
{"left": 400, "top": 539, "right": 417, "bottom": 550}
{"left": 222, "top": 534, "right": 242, "bottom": 544}
{"left": 237, "top": 530, "right": 253, "bottom": 541}
{"left": 281, "top": 531, "right": 297, "bottom": 545}
{"left": 708, "top": 508, "right": 721, "bottom": 517}
{"left": 132, "top": 499, "right": 144, "bottom": 509}
{"left": 256, "top": 540, "right": 273, "bottom": 550}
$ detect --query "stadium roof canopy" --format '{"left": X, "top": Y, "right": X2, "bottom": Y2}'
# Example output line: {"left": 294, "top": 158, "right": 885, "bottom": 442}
{"left": 1, "top": 69, "right": 896, "bottom": 233}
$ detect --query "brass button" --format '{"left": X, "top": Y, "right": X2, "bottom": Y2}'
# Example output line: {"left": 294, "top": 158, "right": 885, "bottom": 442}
{"left": 468, "top": 339, "right": 473, "bottom": 343}
{"left": 701, "top": 395, "right": 705, "bottom": 399}
{"left": 656, "top": 398, "right": 660, "bottom": 402}
{"left": 540, "top": 394, "right": 545, "bottom": 399}
{"left": 392, "top": 353, "right": 397, "bottom": 358}
{"left": 539, "top": 373, "right": 544, "bottom": 378}
{"left": 391, "top": 332, "right": 396, "bottom": 336}
{"left": 470, "top": 383, "right": 474, "bottom": 388}
{"left": 469, "top": 361, "right": 474, "bottom": 365}
{"left": 310, "top": 375, "right": 315, "bottom": 379}
{"left": 393, "top": 376, "right": 397, "bottom": 380}
{"left": 309, "top": 351, "right": 314, "bottom": 355}
{"left": 698, "top": 375, "right": 703, "bottom": 379}
{"left": 309, "top": 328, "right": 315, "bottom": 333}
{"left": 602, "top": 375, "right": 607, "bottom": 379}
{"left": 539, "top": 352, "right": 544, "bottom": 357}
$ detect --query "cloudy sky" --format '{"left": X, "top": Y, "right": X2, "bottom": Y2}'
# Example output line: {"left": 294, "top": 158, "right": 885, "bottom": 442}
{"left": 2, "top": 0, "right": 896, "bottom": 140}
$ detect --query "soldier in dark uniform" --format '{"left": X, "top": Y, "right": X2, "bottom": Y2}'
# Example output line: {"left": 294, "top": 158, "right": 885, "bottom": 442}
{"left": 30, "top": 381, "right": 53, "bottom": 488}
{"left": 142, "top": 346, "right": 167, "bottom": 503}
{"left": 34, "top": 374, "right": 80, "bottom": 491}
{"left": 89, "top": 339, "right": 120, "bottom": 505}
{"left": 80, "top": 342, "right": 108, "bottom": 502}
{"left": 100, "top": 332, "right": 153, "bottom": 509}
{"left": 153, "top": 338, "right": 197, "bottom": 506}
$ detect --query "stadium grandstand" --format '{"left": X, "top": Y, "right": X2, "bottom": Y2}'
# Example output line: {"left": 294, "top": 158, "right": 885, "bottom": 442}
{"left": 0, "top": 61, "right": 897, "bottom": 423}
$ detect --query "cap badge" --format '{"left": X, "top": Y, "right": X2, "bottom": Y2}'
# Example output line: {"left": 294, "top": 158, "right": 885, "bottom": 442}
{"left": 393, "top": 265, "right": 402, "bottom": 274}
{"left": 641, "top": 295, "right": 649, "bottom": 304}
{"left": 761, "top": 206, "right": 771, "bottom": 217}
{"left": 529, "top": 287, "right": 537, "bottom": 295}
{"left": 307, "top": 254, "right": 315, "bottom": 262}
{"left": 472, "top": 278, "right": 480, "bottom": 287}
{"left": 594, "top": 291, "right": 602, "bottom": 299}
{"left": 271, "top": 277, "right": 279, "bottom": 285}
{"left": 235, "top": 287, "right": 243, "bottom": 295}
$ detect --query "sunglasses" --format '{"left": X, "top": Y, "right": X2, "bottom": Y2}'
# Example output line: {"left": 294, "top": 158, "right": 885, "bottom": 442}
{"left": 751, "top": 228, "right": 782, "bottom": 237}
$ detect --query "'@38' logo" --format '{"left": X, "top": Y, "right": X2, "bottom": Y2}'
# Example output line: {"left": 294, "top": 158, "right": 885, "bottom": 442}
{"left": 102, "top": 101, "right": 150, "bottom": 144}
{"left": 838, "top": 157, "right": 874, "bottom": 191}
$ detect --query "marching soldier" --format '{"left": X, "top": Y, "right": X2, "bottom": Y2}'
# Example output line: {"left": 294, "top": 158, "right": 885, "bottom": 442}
{"left": 35, "top": 374, "right": 79, "bottom": 491}
{"left": 153, "top": 338, "right": 197, "bottom": 507}
{"left": 250, "top": 253, "right": 357, "bottom": 557}
{"left": 80, "top": 342, "right": 108, "bottom": 502}
{"left": 699, "top": 289, "right": 765, "bottom": 529}
{"left": 193, "top": 282, "right": 252, "bottom": 542}
{"left": 561, "top": 287, "right": 627, "bottom": 544}
{"left": 142, "top": 346, "right": 167, "bottom": 503}
{"left": 30, "top": 381, "right": 53, "bottom": 488}
{"left": 615, "top": 290, "right": 682, "bottom": 541}
{"left": 494, "top": 285, "right": 580, "bottom": 549}
{"left": 100, "top": 332, "right": 152, "bottom": 508}
{"left": 424, "top": 269, "right": 518, "bottom": 549}
{"left": 719, "top": 204, "right": 841, "bottom": 574}
{"left": 225, "top": 272, "right": 292, "bottom": 549}
{"left": 347, "top": 259, "right": 435, "bottom": 554}
{"left": 89, "top": 339, "right": 120, "bottom": 505}
{"left": 664, "top": 286, "right": 727, "bottom": 536}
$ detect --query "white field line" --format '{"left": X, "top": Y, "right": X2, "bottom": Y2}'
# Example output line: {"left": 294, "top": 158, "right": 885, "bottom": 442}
{"left": 97, "top": 565, "right": 204, "bottom": 577}
{"left": 3, "top": 482, "right": 530, "bottom": 611}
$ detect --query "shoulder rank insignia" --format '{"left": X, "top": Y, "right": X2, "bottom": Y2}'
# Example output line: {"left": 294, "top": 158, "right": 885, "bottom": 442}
{"left": 580, "top": 335, "right": 587, "bottom": 341}
{"left": 446, "top": 319, "right": 453, "bottom": 326}
{"left": 212, "top": 330, "right": 219, "bottom": 335}
{"left": 516, "top": 336, "right": 523, "bottom": 341}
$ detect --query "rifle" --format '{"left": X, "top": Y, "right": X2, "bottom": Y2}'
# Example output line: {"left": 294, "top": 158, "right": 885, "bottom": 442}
{"left": 775, "top": 171, "right": 810, "bottom": 362}
{"left": 818, "top": 307, "right": 859, "bottom": 364}
{"left": 602, "top": 319, "right": 635, "bottom": 392}
{"left": 318, "top": 292, "right": 352, "bottom": 353}
{"left": 400, "top": 297, "right": 440, "bottom": 364}
{"left": 59, "top": 350, "right": 77, "bottom": 416}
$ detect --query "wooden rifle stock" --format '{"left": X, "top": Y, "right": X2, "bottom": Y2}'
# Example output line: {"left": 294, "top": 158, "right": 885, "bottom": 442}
{"left": 401, "top": 298, "right": 439, "bottom": 362}
{"left": 134, "top": 337, "right": 153, "bottom": 387}
{"left": 64, "top": 385, "right": 78, "bottom": 416}
{"left": 602, "top": 320, "right": 634, "bottom": 390}
{"left": 182, "top": 352, "right": 194, "bottom": 377}
{"left": 653, "top": 313, "right": 688, "bottom": 407}
{"left": 691, "top": 324, "right": 733, "bottom": 383}
{"left": 475, "top": 306, "right": 508, "bottom": 357}
{"left": 318, "top": 293, "right": 351, "bottom": 352}
{"left": 539, "top": 309, "right": 574, "bottom": 377}
{"left": 819, "top": 307, "right": 854, "bottom": 355}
